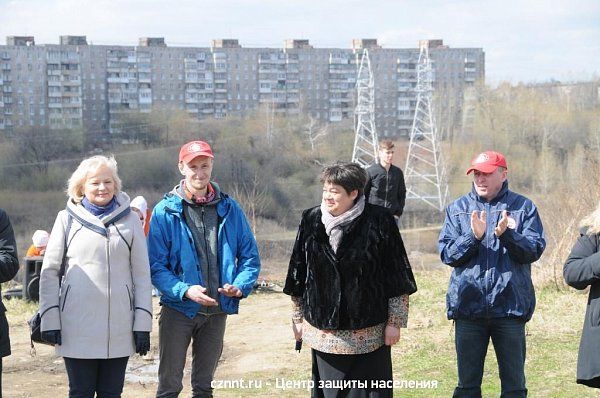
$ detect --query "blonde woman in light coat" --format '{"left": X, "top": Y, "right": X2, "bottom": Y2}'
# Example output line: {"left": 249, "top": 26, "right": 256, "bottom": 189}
{"left": 39, "top": 155, "right": 153, "bottom": 398}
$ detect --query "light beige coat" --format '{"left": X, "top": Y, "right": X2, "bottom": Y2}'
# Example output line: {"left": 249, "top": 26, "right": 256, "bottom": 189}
{"left": 39, "top": 192, "right": 153, "bottom": 359}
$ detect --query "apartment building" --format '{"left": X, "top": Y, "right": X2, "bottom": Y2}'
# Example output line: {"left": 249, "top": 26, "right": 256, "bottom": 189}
{"left": 0, "top": 36, "right": 484, "bottom": 138}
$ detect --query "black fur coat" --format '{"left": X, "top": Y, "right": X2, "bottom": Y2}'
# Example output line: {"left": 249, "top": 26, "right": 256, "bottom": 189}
{"left": 283, "top": 203, "right": 417, "bottom": 330}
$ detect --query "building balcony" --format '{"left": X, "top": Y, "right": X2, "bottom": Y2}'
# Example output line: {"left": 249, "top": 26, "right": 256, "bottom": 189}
{"left": 62, "top": 80, "right": 81, "bottom": 86}
{"left": 329, "top": 56, "right": 352, "bottom": 64}
{"left": 186, "top": 108, "right": 199, "bottom": 114}
{"left": 60, "top": 69, "right": 80, "bottom": 76}
{"left": 214, "top": 88, "right": 227, "bottom": 93}
{"left": 48, "top": 102, "right": 63, "bottom": 108}
{"left": 107, "top": 77, "right": 131, "bottom": 84}
{"left": 185, "top": 97, "right": 199, "bottom": 104}
{"left": 62, "top": 90, "right": 81, "bottom": 97}
{"left": 258, "top": 58, "right": 285, "bottom": 64}
{"left": 329, "top": 68, "right": 354, "bottom": 74}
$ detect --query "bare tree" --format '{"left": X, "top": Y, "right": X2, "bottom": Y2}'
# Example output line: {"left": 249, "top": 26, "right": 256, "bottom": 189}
{"left": 230, "top": 171, "right": 272, "bottom": 235}
{"left": 303, "top": 115, "right": 328, "bottom": 152}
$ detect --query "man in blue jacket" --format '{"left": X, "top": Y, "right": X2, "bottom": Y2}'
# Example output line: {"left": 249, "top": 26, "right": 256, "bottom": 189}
{"left": 439, "top": 150, "right": 545, "bottom": 398}
{"left": 148, "top": 140, "right": 261, "bottom": 398}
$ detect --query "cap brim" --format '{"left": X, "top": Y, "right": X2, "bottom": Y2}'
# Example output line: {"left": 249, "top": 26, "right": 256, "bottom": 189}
{"left": 180, "top": 152, "right": 214, "bottom": 163}
{"left": 466, "top": 164, "right": 499, "bottom": 175}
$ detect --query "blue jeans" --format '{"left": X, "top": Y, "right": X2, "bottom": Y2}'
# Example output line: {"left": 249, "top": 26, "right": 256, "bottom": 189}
{"left": 453, "top": 318, "right": 527, "bottom": 398}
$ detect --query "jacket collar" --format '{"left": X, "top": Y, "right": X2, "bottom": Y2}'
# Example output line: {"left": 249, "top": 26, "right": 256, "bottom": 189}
{"left": 164, "top": 183, "right": 230, "bottom": 219}
{"left": 470, "top": 180, "right": 509, "bottom": 205}
{"left": 67, "top": 192, "right": 132, "bottom": 236}
{"left": 312, "top": 204, "right": 367, "bottom": 258}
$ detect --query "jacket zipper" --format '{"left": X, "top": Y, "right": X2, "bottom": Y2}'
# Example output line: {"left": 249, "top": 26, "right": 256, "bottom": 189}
{"left": 485, "top": 202, "right": 490, "bottom": 318}
{"left": 61, "top": 285, "right": 71, "bottom": 312}
{"left": 126, "top": 284, "right": 133, "bottom": 311}
{"left": 200, "top": 206, "right": 213, "bottom": 309}
{"left": 384, "top": 168, "right": 389, "bottom": 208}
{"left": 106, "top": 231, "right": 111, "bottom": 358}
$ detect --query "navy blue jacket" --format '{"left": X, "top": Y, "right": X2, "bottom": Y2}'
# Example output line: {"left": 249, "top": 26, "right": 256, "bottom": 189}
{"left": 438, "top": 181, "right": 545, "bottom": 321}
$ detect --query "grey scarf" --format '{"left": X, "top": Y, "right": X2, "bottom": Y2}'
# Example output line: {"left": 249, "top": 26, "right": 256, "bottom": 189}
{"left": 321, "top": 195, "right": 365, "bottom": 253}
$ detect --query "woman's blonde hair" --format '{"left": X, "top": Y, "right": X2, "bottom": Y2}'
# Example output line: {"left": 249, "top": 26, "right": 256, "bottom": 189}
{"left": 66, "top": 155, "right": 122, "bottom": 203}
{"left": 580, "top": 203, "right": 600, "bottom": 235}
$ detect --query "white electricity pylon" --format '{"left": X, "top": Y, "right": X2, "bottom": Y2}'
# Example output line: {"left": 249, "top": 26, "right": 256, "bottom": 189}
{"left": 404, "top": 42, "right": 449, "bottom": 211}
{"left": 351, "top": 49, "right": 378, "bottom": 167}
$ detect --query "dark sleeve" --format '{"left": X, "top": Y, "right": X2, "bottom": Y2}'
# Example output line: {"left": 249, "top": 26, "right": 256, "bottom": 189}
{"left": 381, "top": 211, "right": 417, "bottom": 297}
{"left": 283, "top": 211, "right": 308, "bottom": 297}
{"left": 498, "top": 202, "right": 545, "bottom": 264}
{"left": 364, "top": 169, "right": 374, "bottom": 202}
{"left": 563, "top": 232, "right": 600, "bottom": 290}
{"left": 397, "top": 168, "right": 406, "bottom": 216}
{"left": 0, "top": 209, "right": 19, "bottom": 283}
{"left": 438, "top": 206, "right": 480, "bottom": 267}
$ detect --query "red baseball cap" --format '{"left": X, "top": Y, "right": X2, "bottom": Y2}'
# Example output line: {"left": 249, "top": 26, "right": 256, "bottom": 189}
{"left": 179, "top": 141, "right": 214, "bottom": 163}
{"left": 466, "top": 151, "right": 507, "bottom": 175}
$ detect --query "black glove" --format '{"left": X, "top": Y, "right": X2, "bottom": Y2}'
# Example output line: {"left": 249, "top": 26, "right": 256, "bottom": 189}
{"left": 134, "top": 331, "right": 150, "bottom": 356}
{"left": 41, "top": 330, "right": 62, "bottom": 345}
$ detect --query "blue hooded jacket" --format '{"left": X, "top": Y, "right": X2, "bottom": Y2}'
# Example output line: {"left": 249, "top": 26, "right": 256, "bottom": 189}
{"left": 438, "top": 181, "right": 545, "bottom": 321}
{"left": 148, "top": 188, "right": 261, "bottom": 318}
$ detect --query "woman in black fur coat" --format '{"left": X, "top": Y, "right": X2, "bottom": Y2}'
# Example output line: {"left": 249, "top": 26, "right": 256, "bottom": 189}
{"left": 284, "top": 162, "right": 417, "bottom": 398}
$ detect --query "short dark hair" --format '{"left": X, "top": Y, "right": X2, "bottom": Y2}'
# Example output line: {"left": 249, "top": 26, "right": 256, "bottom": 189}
{"left": 320, "top": 162, "right": 367, "bottom": 197}
{"left": 379, "top": 139, "right": 395, "bottom": 150}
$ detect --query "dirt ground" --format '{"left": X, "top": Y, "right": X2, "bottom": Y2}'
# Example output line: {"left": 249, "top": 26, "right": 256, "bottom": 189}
{"left": 2, "top": 273, "right": 320, "bottom": 398}
{"left": 3, "top": 251, "right": 442, "bottom": 398}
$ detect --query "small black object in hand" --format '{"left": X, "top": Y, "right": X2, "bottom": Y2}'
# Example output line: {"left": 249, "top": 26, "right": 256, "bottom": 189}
{"left": 295, "top": 339, "right": 302, "bottom": 352}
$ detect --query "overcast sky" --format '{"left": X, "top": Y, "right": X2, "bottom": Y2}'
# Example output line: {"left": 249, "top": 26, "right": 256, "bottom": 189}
{"left": 0, "top": 0, "right": 598, "bottom": 84}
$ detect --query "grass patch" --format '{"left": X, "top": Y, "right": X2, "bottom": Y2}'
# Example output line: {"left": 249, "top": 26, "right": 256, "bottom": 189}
{"left": 395, "top": 270, "right": 596, "bottom": 397}
{"left": 4, "top": 269, "right": 598, "bottom": 397}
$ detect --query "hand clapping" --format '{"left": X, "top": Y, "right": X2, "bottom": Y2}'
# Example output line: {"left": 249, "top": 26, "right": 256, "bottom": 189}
{"left": 471, "top": 209, "right": 509, "bottom": 239}
{"left": 495, "top": 210, "right": 508, "bottom": 237}
{"left": 470, "top": 210, "right": 486, "bottom": 240}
